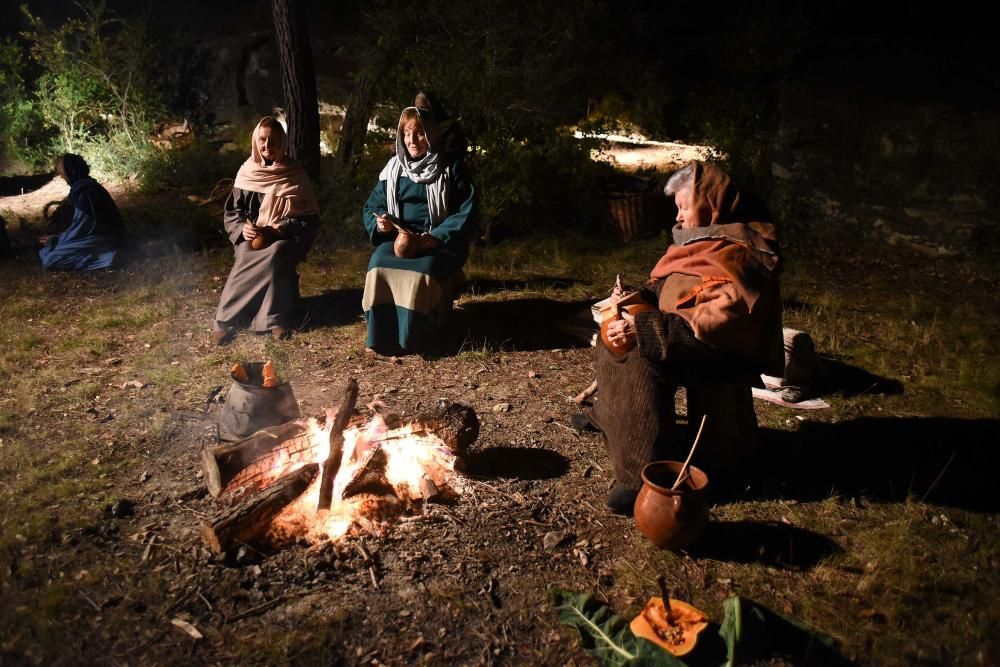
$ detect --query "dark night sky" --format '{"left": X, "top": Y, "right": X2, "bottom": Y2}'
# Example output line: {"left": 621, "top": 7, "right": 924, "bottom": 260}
{"left": 2, "top": 0, "right": 993, "bottom": 112}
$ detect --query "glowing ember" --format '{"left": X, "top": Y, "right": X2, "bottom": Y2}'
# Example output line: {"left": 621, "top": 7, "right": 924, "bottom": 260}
{"left": 200, "top": 401, "right": 477, "bottom": 555}
{"left": 268, "top": 412, "right": 465, "bottom": 544}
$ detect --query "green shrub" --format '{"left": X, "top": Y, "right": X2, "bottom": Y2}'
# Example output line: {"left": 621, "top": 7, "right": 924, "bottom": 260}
{"left": 18, "top": 2, "right": 164, "bottom": 180}
{"left": 0, "top": 37, "right": 43, "bottom": 170}
{"left": 139, "top": 140, "right": 245, "bottom": 193}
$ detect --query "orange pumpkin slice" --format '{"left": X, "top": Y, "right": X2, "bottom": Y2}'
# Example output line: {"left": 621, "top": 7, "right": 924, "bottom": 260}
{"left": 231, "top": 363, "right": 249, "bottom": 383}
{"left": 261, "top": 360, "right": 279, "bottom": 387}
{"left": 630, "top": 597, "right": 708, "bottom": 656}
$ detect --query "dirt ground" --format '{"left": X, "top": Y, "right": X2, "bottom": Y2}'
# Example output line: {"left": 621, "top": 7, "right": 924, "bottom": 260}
{"left": 1, "top": 175, "right": 998, "bottom": 666}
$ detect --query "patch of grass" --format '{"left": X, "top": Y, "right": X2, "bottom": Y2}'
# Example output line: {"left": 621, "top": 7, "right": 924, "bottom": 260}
{"left": 85, "top": 303, "right": 164, "bottom": 330}
{"left": 146, "top": 365, "right": 185, "bottom": 388}
{"left": 72, "top": 382, "right": 102, "bottom": 402}
{"left": 234, "top": 609, "right": 351, "bottom": 665}
{"left": 0, "top": 439, "right": 107, "bottom": 551}
{"left": 13, "top": 334, "right": 45, "bottom": 352}
{"left": 4, "top": 300, "right": 54, "bottom": 321}
{"left": 52, "top": 332, "right": 116, "bottom": 358}
{"left": 455, "top": 338, "right": 503, "bottom": 363}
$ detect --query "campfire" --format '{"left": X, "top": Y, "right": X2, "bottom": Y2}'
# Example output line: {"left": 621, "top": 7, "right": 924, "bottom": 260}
{"left": 199, "top": 379, "right": 479, "bottom": 555}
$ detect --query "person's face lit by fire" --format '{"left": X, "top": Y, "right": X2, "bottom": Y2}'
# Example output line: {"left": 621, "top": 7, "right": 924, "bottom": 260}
{"left": 403, "top": 119, "right": 429, "bottom": 159}
{"left": 257, "top": 126, "right": 285, "bottom": 163}
{"left": 674, "top": 186, "right": 695, "bottom": 228}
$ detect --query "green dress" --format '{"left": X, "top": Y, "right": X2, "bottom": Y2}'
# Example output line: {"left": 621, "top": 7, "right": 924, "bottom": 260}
{"left": 361, "top": 161, "right": 475, "bottom": 354}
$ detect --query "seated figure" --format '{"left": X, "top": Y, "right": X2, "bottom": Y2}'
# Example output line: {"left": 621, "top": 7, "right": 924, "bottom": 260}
{"left": 212, "top": 116, "right": 320, "bottom": 344}
{"left": 361, "top": 106, "right": 476, "bottom": 355}
{"left": 587, "top": 161, "right": 784, "bottom": 514}
{"left": 39, "top": 154, "right": 125, "bottom": 271}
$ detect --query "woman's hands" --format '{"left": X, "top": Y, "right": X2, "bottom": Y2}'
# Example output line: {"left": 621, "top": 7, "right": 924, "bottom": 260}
{"left": 243, "top": 221, "right": 288, "bottom": 248}
{"left": 605, "top": 310, "right": 636, "bottom": 349}
{"left": 416, "top": 232, "right": 440, "bottom": 253}
{"left": 393, "top": 229, "right": 440, "bottom": 258}
{"left": 242, "top": 221, "right": 258, "bottom": 241}
{"left": 374, "top": 214, "right": 437, "bottom": 251}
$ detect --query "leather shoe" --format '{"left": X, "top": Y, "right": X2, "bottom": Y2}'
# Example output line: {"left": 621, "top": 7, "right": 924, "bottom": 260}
{"left": 569, "top": 413, "right": 599, "bottom": 432}
{"left": 211, "top": 329, "right": 235, "bottom": 346}
{"left": 605, "top": 485, "right": 638, "bottom": 516}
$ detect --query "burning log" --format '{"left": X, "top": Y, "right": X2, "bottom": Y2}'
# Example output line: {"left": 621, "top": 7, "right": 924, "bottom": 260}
{"left": 400, "top": 400, "right": 480, "bottom": 454}
{"left": 201, "top": 463, "right": 319, "bottom": 554}
{"left": 199, "top": 399, "right": 481, "bottom": 551}
{"left": 202, "top": 421, "right": 311, "bottom": 497}
{"left": 318, "top": 378, "right": 359, "bottom": 511}
{"left": 336, "top": 401, "right": 479, "bottom": 502}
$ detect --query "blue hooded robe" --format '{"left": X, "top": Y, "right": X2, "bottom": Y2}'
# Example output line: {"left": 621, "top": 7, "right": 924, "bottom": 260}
{"left": 39, "top": 154, "right": 125, "bottom": 271}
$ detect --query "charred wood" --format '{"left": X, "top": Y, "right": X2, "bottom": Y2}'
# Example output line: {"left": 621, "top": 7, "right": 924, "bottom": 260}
{"left": 317, "top": 378, "right": 359, "bottom": 511}
{"left": 202, "top": 420, "right": 312, "bottom": 497}
{"left": 201, "top": 463, "right": 318, "bottom": 554}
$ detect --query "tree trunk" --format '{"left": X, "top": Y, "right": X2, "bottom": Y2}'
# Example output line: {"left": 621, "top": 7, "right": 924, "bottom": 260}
{"left": 271, "top": 0, "right": 320, "bottom": 182}
{"left": 333, "top": 71, "right": 376, "bottom": 172}
{"left": 334, "top": 43, "right": 397, "bottom": 173}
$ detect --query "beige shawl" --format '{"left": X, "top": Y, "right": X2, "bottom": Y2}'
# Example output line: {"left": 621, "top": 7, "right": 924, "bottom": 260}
{"left": 233, "top": 117, "right": 320, "bottom": 228}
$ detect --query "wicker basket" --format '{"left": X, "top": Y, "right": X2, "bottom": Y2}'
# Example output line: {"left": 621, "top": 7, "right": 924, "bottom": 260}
{"left": 605, "top": 191, "right": 658, "bottom": 242}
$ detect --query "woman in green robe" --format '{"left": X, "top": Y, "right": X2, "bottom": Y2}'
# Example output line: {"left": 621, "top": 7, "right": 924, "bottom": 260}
{"left": 361, "top": 107, "right": 476, "bottom": 355}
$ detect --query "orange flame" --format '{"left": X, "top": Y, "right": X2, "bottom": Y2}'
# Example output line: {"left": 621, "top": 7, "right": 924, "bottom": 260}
{"left": 269, "top": 412, "right": 462, "bottom": 544}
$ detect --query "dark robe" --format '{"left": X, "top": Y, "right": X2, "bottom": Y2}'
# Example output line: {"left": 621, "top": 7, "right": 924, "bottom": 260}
{"left": 361, "top": 161, "right": 476, "bottom": 354}
{"left": 38, "top": 171, "right": 125, "bottom": 271}
{"left": 588, "top": 162, "right": 782, "bottom": 491}
{"left": 213, "top": 187, "right": 319, "bottom": 333}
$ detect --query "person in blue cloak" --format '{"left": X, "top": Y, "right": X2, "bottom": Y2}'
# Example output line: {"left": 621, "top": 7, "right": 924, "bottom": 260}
{"left": 39, "top": 153, "right": 126, "bottom": 271}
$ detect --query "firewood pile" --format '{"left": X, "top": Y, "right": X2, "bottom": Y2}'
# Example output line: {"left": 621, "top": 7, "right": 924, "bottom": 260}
{"left": 198, "top": 380, "right": 479, "bottom": 555}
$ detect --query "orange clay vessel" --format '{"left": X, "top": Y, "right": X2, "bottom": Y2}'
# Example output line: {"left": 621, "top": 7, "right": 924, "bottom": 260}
{"left": 230, "top": 363, "right": 249, "bottom": 384}
{"left": 261, "top": 360, "right": 279, "bottom": 387}
{"left": 630, "top": 597, "right": 708, "bottom": 656}
{"left": 250, "top": 227, "right": 273, "bottom": 250}
{"left": 600, "top": 300, "right": 656, "bottom": 355}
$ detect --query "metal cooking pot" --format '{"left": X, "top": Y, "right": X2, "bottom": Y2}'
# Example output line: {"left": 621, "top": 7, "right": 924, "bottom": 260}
{"left": 218, "top": 361, "right": 300, "bottom": 438}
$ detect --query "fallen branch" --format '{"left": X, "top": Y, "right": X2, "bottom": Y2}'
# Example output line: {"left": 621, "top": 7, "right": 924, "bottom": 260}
{"left": 573, "top": 379, "right": 598, "bottom": 405}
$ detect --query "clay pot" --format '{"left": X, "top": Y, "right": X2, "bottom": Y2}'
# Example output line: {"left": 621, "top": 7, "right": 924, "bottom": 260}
{"left": 250, "top": 227, "right": 273, "bottom": 250}
{"left": 600, "top": 301, "right": 656, "bottom": 355}
{"left": 634, "top": 460, "right": 709, "bottom": 550}
{"left": 393, "top": 230, "right": 419, "bottom": 258}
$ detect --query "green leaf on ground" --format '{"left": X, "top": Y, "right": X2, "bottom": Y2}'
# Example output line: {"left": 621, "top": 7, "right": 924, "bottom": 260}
{"left": 719, "top": 596, "right": 848, "bottom": 667}
{"left": 550, "top": 588, "right": 687, "bottom": 666}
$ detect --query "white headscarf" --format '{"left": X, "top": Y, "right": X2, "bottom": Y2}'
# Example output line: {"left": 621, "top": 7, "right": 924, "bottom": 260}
{"left": 378, "top": 107, "right": 450, "bottom": 227}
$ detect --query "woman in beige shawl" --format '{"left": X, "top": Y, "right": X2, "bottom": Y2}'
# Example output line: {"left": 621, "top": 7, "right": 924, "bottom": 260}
{"left": 212, "top": 117, "right": 320, "bottom": 344}
{"left": 587, "top": 161, "right": 783, "bottom": 514}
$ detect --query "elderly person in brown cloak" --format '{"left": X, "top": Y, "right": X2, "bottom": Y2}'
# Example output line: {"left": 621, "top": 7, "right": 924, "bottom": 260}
{"left": 586, "top": 161, "right": 783, "bottom": 514}
{"left": 212, "top": 117, "right": 320, "bottom": 344}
